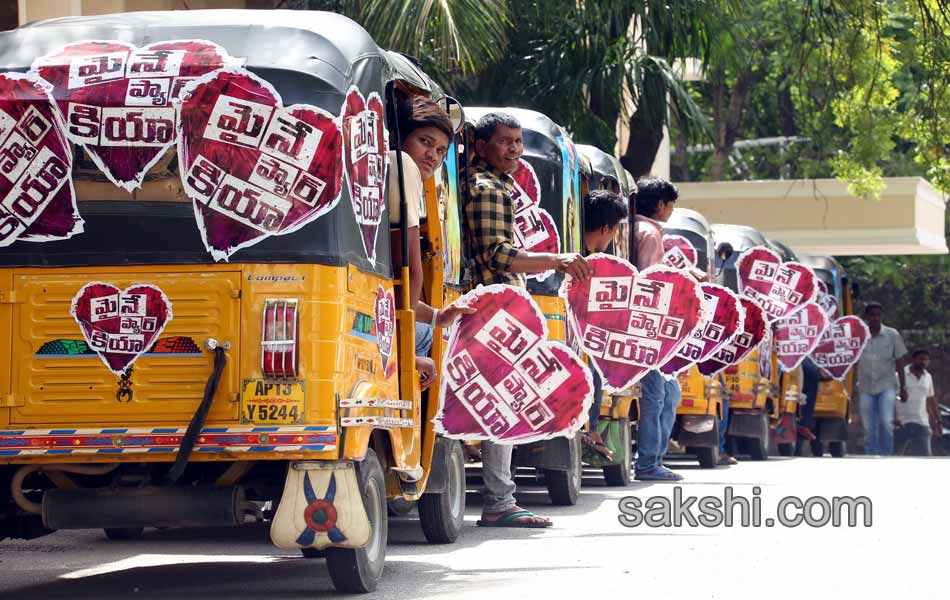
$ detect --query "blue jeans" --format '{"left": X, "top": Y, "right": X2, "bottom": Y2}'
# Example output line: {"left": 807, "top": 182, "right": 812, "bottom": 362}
{"left": 859, "top": 389, "right": 896, "bottom": 455}
{"left": 415, "top": 322, "right": 433, "bottom": 357}
{"left": 636, "top": 370, "right": 681, "bottom": 471}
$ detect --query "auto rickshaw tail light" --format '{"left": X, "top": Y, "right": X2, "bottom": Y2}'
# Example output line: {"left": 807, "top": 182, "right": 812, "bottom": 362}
{"left": 261, "top": 299, "right": 299, "bottom": 378}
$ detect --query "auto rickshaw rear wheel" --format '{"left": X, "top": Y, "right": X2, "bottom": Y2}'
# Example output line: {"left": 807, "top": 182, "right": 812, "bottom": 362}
{"left": 325, "top": 449, "right": 387, "bottom": 594}
{"left": 103, "top": 527, "right": 144, "bottom": 540}
{"left": 544, "top": 435, "right": 582, "bottom": 506}
{"left": 777, "top": 443, "right": 795, "bottom": 456}
{"left": 602, "top": 418, "right": 632, "bottom": 486}
{"left": 691, "top": 445, "right": 720, "bottom": 469}
{"left": 828, "top": 441, "right": 846, "bottom": 457}
{"left": 418, "top": 438, "right": 465, "bottom": 543}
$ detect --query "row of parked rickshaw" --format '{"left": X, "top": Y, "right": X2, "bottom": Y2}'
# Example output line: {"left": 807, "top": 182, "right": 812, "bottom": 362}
{"left": 0, "top": 10, "right": 855, "bottom": 594}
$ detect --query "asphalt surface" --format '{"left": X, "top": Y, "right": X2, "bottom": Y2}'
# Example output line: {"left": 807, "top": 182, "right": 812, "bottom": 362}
{"left": 0, "top": 455, "right": 946, "bottom": 599}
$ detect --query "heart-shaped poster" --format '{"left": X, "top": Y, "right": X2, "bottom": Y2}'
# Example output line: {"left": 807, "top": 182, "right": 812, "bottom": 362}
{"left": 31, "top": 40, "right": 239, "bottom": 191}
{"left": 374, "top": 285, "right": 396, "bottom": 379}
{"left": 660, "top": 283, "right": 745, "bottom": 377}
{"left": 561, "top": 254, "right": 704, "bottom": 393}
{"left": 509, "top": 158, "right": 561, "bottom": 281}
{"left": 341, "top": 86, "right": 388, "bottom": 265}
{"left": 810, "top": 315, "right": 870, "bottom": 381}
{"left": 662, "top": 234, "right": 698, "bottom": 271}
{"left": 775, "top": 301, "right": 830, "bottom": 371}
{"left": 737, "top": 246, "right": 818, "bottom": 323}
{"left": 697, "top": 296, "right": 768, "bottom": 376}
{"left": 70, "top": 281, "right": 173, "bottom": 376}
{"left": 435, "top": 284, "right": 592, "bottom": 443}
{"left": 0, "top": 72, "right": 82, "bottom": 247}
{"left": 816, "top": 279, "right": 839, "bottom": 319}
{"left": 177, "top": 68, "right": 344, "bottom": 261}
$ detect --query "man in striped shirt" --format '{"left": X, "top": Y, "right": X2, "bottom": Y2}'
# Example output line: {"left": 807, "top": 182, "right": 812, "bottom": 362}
{"left": 463, "top": 112, "right": 591, "bottom": 528}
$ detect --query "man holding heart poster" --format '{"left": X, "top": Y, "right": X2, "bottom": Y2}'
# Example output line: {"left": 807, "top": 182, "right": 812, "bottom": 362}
{"left": 462, "top": 112, "right": 592, "bottom": 528}
{"left": 633, "top": 177, "right": 685, "bottom": 481}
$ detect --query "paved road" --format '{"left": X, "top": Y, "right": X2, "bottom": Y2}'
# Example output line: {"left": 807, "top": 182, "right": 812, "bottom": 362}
{"left": 0, "top": 456, "right": 946, "bottom": 599}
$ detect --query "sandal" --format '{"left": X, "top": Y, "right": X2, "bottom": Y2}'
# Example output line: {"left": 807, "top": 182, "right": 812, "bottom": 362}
{"left": 718, "top": 454, "right": 738, "bottom": 466}
{"left": 477, "top": 506, "right": 553, "bottom": 529}
{"left": 634, "top": 465, "right": 683, "bottom": 481}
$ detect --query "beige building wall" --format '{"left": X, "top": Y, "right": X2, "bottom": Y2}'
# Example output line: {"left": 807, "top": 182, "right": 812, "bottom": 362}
{"left": 18, "top": 0, "right": 247, "bottom": 25}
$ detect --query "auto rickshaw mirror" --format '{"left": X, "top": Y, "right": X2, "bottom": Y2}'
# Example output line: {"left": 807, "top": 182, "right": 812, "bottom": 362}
{"left": 437, "top": 95, "right": 465, "bottom": 134}
{"left": 716, "top": 241, "right": 735, "bottom": 263}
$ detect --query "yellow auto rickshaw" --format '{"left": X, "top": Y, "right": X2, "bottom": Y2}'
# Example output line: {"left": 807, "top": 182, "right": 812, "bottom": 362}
{"left": 458, "top": 107, "right": 586, "bottom": 504}
{"left": 0, "top": 10, "right": 463, "bottom": 593}
{"left": 711, "top": 223, "right": 773, "bottom": 460}
{"left": 800, "top": 254, "right": 854, "bottom": 457}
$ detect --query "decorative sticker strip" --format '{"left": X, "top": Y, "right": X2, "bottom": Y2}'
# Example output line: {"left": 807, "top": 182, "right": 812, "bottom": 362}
{"left": 810, "top": 315, "right": 871, "bottom": 381}
{"left": 31, "top": 40, "right": 240, "bottom": 191}
{"left": 436, "top": 284, "right": 592, "bottom": 444}
{"left": 510, "top": 158, "right": 560, "bottom": 282}
{"left": 662, "top": 234, "right": 698, "bottom": 271}
{"left": 374, "top": 285, "right": 396, "bottom": 379}
{"left": 560, "top": 254, "right": 704, "bottom": 393}
{"left": 775, "top": 301, "right": 830, "bottom": 371}
{"left": 177, "top": 67, "right": 344, "bottom": 261}
{"left": 0, "top": 72, "right": 81, "bottom": 247}
{"left": 556, "top": 135, "right": 582, "bottom": 255}
{"left": 660, "top": 283, "right": 746, "bottom": 377}
{"left": 737, "top": 246, "right": 818, "bottom": 323}
{"left": 70, "top": 282, "right": 173, "bottom": 376}
{"left": 697, "top": 296, "right": 768, "bottom": 376}
{"left": 341, "top": 86, "right": 388, "bottom": 265}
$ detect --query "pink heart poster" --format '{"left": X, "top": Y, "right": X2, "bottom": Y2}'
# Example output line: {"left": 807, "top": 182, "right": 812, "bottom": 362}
{"left": 510, "top": 158, "right": 560, "bottom": 282}
{"left": 662, "top": 234, "right": 698, "bottom": 271}
{"left": 0, "top": 72, "right": 81, "bottom": 247}
{"left": 435, "top": 284, "right": 593, "bottom": 443}
{"left": 697, "top": 296, "right": 768, "bottom": 376}
{"left": 775, "top": 301, "right": 830, "bottom": 371}
{"left": 810, "top": 315, "right": 870, "bottom": 381}
{"left": 737, "top": 246, "right": 818, "bottom": 323}
{"left": 660, "top": 283, "right": 746, "bottom": 377}
{"left": 177, "top": 68, "right": 344, "bottom": 261}
{"left": 561, "top": 253, "right": 704, "bottom": 392}
{"left": 374, "top": 285, "right": 396, "bottom": 379}
{"left": 31, "top": 40, "right": 240, "bottom": 191}
{"left": 70, "top": 281, "right": 173, "bottom": 376}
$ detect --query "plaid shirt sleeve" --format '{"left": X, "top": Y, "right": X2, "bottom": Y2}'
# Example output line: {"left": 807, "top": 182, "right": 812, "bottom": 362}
{"left": 465, "top": 180, "right": 522, "bottom": 274}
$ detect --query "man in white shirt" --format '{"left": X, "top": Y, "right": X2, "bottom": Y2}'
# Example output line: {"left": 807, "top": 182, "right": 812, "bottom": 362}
{"left": 895, "top": 349, "right": 941, "bottom": 456}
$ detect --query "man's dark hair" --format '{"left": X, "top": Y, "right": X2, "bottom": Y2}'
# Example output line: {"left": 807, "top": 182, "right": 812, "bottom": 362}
{"left": 864, "top": 301, "right": 883, "bottom": 315}
{"left": 584, "top": 190, "right": 628, "bottom": 232}
{"left": 634, "top": 177, "right": 678, "bottom": 218}
{"left": 395, "top": 95, "right": 453, "bottom": 143}
{"left": 912, "top": 348, "right": 930, "bottom": 359}
{"left": 474, "top": 112, "right": 521, "bottom": 142}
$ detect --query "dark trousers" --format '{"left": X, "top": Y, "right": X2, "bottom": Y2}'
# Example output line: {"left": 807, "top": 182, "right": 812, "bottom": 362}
{"left": 894, "top": 423, "right": 932, "bottom": 456}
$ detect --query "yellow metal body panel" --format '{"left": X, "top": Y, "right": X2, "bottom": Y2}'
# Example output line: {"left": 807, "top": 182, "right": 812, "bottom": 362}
{"left": 676, "top": 366, "right": 722, "bottom": 417}
{"left": 534, "top": 294, "right": 566, "bottom": 342}
{"left": 723, "top": 348, "right": 765, "bottom": 411}
{"left": 780, "top": 365, "right": 804, "bottom": 416}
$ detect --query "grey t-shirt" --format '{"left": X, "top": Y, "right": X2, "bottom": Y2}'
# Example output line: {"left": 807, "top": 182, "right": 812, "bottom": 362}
{"left": 856, "top": 325, "right": 908, "bottom": 395}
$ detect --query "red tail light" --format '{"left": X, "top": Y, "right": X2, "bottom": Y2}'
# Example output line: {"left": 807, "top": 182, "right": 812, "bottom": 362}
{"left": 262, "top": 299, "right": 299, "bottom": 378}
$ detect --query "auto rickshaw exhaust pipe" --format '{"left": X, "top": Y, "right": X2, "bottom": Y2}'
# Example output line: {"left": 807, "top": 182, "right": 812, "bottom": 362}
{"left": 42, "top": 485, "right": 246, "bottom": 530}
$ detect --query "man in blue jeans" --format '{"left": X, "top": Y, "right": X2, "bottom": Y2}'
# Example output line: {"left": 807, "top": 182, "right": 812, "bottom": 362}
{"left": 854, "top": 302, "right": 908, "bottom": 455}
{"left": 632, "top": 178, "right": 683, "bottom": 481}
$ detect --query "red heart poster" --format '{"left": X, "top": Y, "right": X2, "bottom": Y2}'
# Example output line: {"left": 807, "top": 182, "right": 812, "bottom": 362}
{"left": 374, "top": 285, "right": 396, "bottom": 379}
{"left": 810, "top": 315, "right": 870, "bottom": 381}
{"left": 816, "top": 279, "right": 839, "bottom": 319}
{"left": 177, "top": 68, "right": 344, "bottom": 261}
{"left": 0, "top": 72, "right": 81, "bottom": 247}
{"left": 737, "top": 246, "right": 818, "bottom": 323}
{"left": 70, "top": 281, "right": 173, "bottom": 376}
{"left": 660, "top": 283, "right": 745, "bottom": 377}
{"left": 435, "top": 284, "right": 592, "bottom": 443}
{"left": 561, "top": 253, "right": 704, "bottom": 393}
{"left": 341, "top": 86, "right": 388, "bottom": 265}
{"left": 662, "top": 234, "right": 698, "bottom": 271}
{"left": 775, "top": 301, "right": 830, "bottom": 371}
{"left": 697, "top": 296, "right": 768, "bottom": 376}
{"left": 31, "top": 40, "right": 239, "bottom": 191}
{"left": 510, "top": 158, "right": 560, "bottom": 282}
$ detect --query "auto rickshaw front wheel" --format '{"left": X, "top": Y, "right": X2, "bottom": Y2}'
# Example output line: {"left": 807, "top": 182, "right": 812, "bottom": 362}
{"left": 690, "top": 445, "right": 720, "bottom": 469}
{"left": 325, "top": 449, "right": 387, "bottom": 594}
{"left": 418, "top": 439, "right": 465, "bottom": 543}
{"left": 103, "top": 527, "right": 144, "bottom": 540}
{"left": 828, "top": 441, "right": 847, "bottom": 457}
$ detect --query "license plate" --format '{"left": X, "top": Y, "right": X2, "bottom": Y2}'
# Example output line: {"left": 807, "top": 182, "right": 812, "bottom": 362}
{"left": 241, "top": 379, "right": 305, "bottom": 424}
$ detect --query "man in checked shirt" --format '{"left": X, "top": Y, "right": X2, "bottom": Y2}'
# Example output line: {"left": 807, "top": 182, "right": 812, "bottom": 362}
{"left": 464, "top": 112, "right": 591, "bottom": 528}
